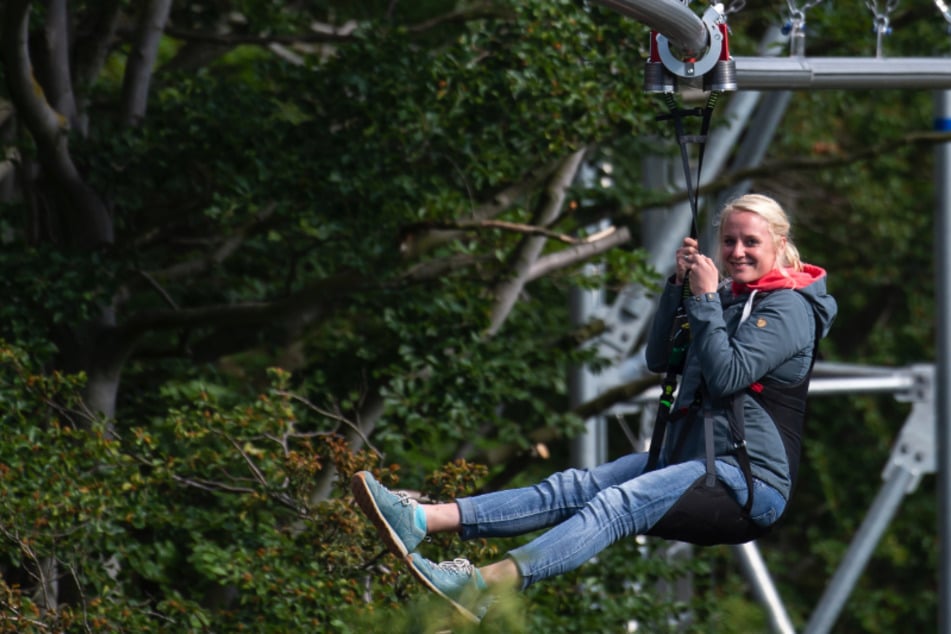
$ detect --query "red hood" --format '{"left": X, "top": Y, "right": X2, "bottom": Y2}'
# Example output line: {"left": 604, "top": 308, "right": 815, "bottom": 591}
{"left": 731, "top": 263, "right": 827, "bottom": 295}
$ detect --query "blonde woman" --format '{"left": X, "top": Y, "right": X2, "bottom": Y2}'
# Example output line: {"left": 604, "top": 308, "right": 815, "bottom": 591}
{"left": 352, "top": 193, "right": 837, "bottom": 622}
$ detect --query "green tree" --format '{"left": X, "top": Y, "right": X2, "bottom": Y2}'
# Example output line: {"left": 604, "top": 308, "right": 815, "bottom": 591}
{"left": 0, "top": 0, "right": 665, "bottom": 629}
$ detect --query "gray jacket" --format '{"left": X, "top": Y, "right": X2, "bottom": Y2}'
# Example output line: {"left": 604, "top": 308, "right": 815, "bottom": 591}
{"left": 645, "top": 268, "right": 838, "bottom": 500}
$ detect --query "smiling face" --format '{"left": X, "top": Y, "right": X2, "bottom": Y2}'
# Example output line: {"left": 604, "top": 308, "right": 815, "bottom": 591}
{"left": 719, "top": 210, "right": 783, "bottom": 284}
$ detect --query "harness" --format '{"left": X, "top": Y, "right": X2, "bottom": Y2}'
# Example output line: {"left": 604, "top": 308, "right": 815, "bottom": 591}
{"left": 644, "top": 292, "right": 822, "bottom": 546}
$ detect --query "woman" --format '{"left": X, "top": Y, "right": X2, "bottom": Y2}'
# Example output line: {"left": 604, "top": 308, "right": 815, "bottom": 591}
{"left": 351, "top": 193, "right": 837, "bottom": 622}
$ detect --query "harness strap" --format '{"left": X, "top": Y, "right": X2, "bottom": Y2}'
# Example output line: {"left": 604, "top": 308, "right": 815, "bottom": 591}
{"left": 729, "top": 393, "right": 757, "bottom": 513}
{"left": 644, "top": 398, "right": 671, "bottom": 471}
{"left": 656, "top": 91, "right": 721, "bottom": 240}
{"left": 645, "top": 94, "right": 721, "bottom": 472}
{"left": 646, "top": 398, "right": 699, "bottom": 472}
{"left": 703, "top": 406, "right": 717, "bottom": 487}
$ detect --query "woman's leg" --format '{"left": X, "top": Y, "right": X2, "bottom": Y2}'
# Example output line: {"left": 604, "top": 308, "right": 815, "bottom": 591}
{"left": 454, "top": 451, "right": 652, "bottom": 540}
{"left": 505, "top": 459, "right": 706, "bottom": 588}
{"left": 350, "top": 454, "right": 650, "bottom": 559}
{"left": 425, "top": 460, "right": 786, "bottom": 586}
{"left": 404, "top": 459, "right": 790, "bottom": 622}
{"left": 403, "top": 458, "right": 707, "bottom": 620}
{"left": 714, "top": 460, "right": 787, "bottom": 527}
{"left": 423, "top": 502, "right": 462, "bottom": 533}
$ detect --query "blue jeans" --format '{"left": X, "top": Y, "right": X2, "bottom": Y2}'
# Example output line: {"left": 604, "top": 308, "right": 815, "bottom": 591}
{"left": 455, "top": 452, "right": 786, "bottom": 589}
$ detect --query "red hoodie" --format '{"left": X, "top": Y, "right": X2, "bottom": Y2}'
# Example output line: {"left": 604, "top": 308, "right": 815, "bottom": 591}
{"left": 731, "top": 263, "right": 827, "bottom": 296}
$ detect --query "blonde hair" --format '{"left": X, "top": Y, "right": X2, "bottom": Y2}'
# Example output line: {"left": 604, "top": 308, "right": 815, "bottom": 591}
{"left": 716, "top": 193, "right": 802, "bottom": 276}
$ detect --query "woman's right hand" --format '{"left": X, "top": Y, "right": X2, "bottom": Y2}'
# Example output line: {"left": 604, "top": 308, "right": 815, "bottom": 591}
{"left": 675, "top": 237, "right": 700, "bottom": 285}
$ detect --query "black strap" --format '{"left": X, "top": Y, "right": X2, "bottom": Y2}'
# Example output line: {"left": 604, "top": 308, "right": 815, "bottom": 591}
{"left": 645, "top": 318, "right": 692, "bottom": 471}
{"left": 644, "top": 378, "right": 677, "bottom": 471}
{"left": 655, "top": 91, "right": 721, "bottom": 241}
{"left": 703, "top": 406, "right": 717, "bottom": 486}
{"left": 645, "top": 92, "right": 722, "bottom": 471}
{"left": 729, "top": 393, "right": 757, "bottom": 513}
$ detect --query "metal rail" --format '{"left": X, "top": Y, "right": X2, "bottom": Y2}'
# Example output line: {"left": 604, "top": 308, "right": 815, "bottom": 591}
{"left": 592, "top": 0, "right": 708, "bottom": 56}
{"left": 594, "top": 0, "right": 951, "bottom": 90}
{"left": 736, "top": 57, "right": 951, "bottom": 90}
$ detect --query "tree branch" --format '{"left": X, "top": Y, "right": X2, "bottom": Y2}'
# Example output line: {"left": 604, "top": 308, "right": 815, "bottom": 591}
{"left": 115, "top": 269, "right": 364, "bottom": 341}
{"left": 399, "top": 158, "right": 565, "bottom": 259}
{"left": 573, "top": 374, "right": 660, "bottom": 420}
{"left": 41, "top": 0, "right": 79, "bottom": 129}
{"left": 164, "top": 22, "right": 359, "bottom": 48}
{"left": 404, "top": 218, "right": 583, "bottom": 244}
{"left": 405, "top": 3, "right": 514, "bottom": 34}
{"left": 121, "top": 0, "right": 172, "bottom": 125}
{"left": 115, "top": 154, "right": 606, "bottom": 355}
{"left": 146, "top": 203, "right": 277, "bottom": 284}
{"left": 527, "top": 225, "right": 632, "bottom": 282}
{"left": 486, "top": 147, "right": 588, "bottom": 336}
{"left": 1, "top": 0, "right": 113, "bottom": 247}
{"left": 73, "top": 0, "right": 123, "bottom": 96}
{"left": 401, "top": 253, "right": 494, "bottom": 284}
{"left": 276, "top": 390, "right": 382, "bottom": 459}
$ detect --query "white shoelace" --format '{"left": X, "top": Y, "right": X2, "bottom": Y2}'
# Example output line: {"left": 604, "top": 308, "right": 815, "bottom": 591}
{"left": 435, "top": 558, "right": 476, "bottom": 576}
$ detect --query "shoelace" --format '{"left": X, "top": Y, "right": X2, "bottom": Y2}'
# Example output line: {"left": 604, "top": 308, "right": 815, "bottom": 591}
{"left": 393, "top": 490, "right": 414, "bottom": 506}
{"left": 435, "top": 558, "right": 476, "bottom": 577}
{"left": 425, "top": 557, "right": 493, "bottom": 620}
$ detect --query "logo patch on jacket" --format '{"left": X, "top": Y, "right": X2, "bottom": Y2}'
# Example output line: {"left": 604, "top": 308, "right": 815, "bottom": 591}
{"left": 756, "top": 318, "right": 767, "bottom": 328}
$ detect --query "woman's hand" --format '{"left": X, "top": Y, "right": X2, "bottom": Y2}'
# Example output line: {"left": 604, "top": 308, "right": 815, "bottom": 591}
{"left": 675, "top": 237, "right": 718, "bottom": 295}
{"left": 675, "top": 237, "right": 698, "bottom": 285}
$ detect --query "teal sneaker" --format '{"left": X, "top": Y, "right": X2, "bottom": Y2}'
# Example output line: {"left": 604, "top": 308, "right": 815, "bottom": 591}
{"left": 351, "top": 471, "right": 427, "bottom": 557}
{"left": 407, "top": 553, "right": 492, "bottom": 623}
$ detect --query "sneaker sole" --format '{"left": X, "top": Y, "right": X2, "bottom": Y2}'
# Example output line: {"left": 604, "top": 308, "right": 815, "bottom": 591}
{"left": 405, "top": 555, "right": 482, "bottom": 624}
{"left": 350, "top": 472, "right": 413, "bottom": 558}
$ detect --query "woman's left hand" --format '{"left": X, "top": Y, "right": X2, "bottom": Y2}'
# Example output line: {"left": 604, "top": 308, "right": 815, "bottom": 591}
{"left": 685, "top": 253, "right": 719, "bottom": 295}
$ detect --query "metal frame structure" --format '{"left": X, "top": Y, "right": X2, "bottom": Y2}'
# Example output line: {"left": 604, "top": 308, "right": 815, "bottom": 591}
{"left": 569, "top": 1, "right": 951, "bottom": 631}
{"left": 616, "top": 363, "right": 937, "bottom": 634}
{"left": 805, "top": 364, "right": 937, "bottom": 633}
{"left": 600, "top": 0, "right": 951, "bottom": 89}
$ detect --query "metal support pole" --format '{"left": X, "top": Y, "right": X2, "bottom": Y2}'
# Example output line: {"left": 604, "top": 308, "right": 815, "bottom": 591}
{"left": 570, "top": 255, "right": 608, "bottom": 468}
{"left": 735, "top": 57, "right": 951, "bottom": 89}
{"left": 732, "top": 542, "right": 796, "bottom": 634}
{"left": 934, "top": 90, "right": 951, "bottom": 634}
{"left": 804, "top": 368, "right": 936, "bottom": 633}
{"left": 803, "top": 468, "right": 915, "bottom": 634}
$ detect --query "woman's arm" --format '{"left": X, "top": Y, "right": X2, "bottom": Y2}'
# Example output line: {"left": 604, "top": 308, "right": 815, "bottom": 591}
{"left": 646, "top": 236, "right": 712, "bottom": 372}
{"left": 645, "top": 279, "right": 689, "bottom": 372}
{"left": 687, "top": 291, "right": 813, "bottom": 397}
